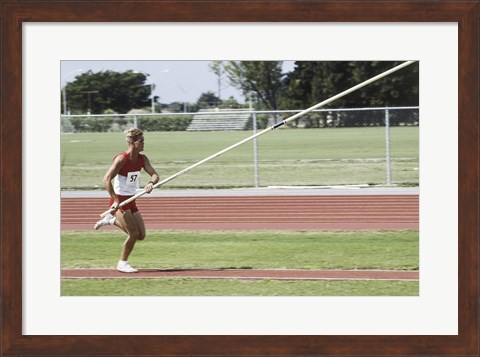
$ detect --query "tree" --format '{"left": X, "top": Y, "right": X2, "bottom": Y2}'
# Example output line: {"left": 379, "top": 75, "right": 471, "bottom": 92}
{"left": 281, "top": 62, "right": 350, "bottom": 110}
{"left": 225, "top": 61, "right": 284, "bottom": 111}
{"left": 346, "top": 61, "right": 419, "bottom": 107}
{"left": 166, "top": 101, "right": 187, "bottom": 113}
{"left": 196, "top": 91, "right": 222, "bottom": 109}
{"left": 219, "top": 96, "right": 243, "bottom": 109}
{"left": 208, "top": 61, "right": 226, "bottom": 100}
{"left": 63, "top": 70, "right": 152, "bottom": 114}
{"left": 281, "top": 61, "right": 419, "bottom": 110}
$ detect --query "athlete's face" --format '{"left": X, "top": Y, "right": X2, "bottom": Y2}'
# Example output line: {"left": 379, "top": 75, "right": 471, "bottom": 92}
{"left": 134, "top": 136, "right": 145, "bottom": 151}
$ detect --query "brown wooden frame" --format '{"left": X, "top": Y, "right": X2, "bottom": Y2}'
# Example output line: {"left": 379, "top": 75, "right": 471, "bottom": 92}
{"left": 1, "top": 1, "right": 478, "bottom": 356}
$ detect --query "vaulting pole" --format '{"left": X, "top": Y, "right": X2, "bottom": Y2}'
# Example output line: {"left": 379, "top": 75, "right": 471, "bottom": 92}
{"left": 100, "top": 60, "right": 416, "bottom": 217}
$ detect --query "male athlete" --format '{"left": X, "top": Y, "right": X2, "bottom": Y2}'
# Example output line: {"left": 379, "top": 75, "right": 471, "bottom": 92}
{"left": 94, "top": 128, "right": 159, "bottom": 273}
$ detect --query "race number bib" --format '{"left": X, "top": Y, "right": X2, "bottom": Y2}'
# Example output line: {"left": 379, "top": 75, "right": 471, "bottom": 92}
{"left": 126, "top": 171, "right": 141, "bottom": 189}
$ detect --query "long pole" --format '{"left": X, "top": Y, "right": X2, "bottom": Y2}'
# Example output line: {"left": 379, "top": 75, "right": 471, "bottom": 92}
{"left": 100, "top": 60, "right": 416, "bottom": 217}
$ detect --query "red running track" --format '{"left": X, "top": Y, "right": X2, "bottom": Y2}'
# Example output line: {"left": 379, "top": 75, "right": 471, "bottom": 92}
{"left": 61, "top": 194, "right": 418, "bottom": 230}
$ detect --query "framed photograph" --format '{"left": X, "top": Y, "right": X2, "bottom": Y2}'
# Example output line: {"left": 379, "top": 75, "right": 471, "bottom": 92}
{"left": 2, "top": 0, "right": 478, "bottom": 356}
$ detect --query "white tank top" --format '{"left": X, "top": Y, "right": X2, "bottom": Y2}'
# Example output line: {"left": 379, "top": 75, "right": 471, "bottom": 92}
{"left": 114, "top": 170, "right": 141, "bottom": 195}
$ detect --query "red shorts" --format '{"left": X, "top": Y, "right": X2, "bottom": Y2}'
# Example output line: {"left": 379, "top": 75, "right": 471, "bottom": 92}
{"left": 110, "top": 195, "right": 139, "bottom": 213}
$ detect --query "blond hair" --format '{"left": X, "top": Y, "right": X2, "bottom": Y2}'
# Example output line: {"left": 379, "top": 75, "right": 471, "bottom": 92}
{"left": 124, "top": 128, "right": 144, "bottom": 143}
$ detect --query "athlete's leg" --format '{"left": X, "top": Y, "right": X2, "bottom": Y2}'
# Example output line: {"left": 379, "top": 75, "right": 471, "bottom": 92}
{"left": 113, "top": 210, "right": 128, "bottom": 234}
{"left": 119, "top": 209, "right": 141, "bottom": 261}
{"left": 132, "top": 211, "right": 146, "bottom": 241}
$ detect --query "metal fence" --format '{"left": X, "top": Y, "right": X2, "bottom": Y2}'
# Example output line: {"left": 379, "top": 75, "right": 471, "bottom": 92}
{"left": 61, "top": 107, "right": 419, "bottom": 188}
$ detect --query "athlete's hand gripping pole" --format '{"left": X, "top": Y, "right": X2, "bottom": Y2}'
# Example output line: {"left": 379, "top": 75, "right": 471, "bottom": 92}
{"left": 100, "top": 60, "right": 416, "bottom": 218}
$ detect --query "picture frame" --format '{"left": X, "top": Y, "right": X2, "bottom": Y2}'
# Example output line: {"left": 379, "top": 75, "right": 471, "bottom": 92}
{"left": 1, "top": 0, "right": 478, "bottom": 355}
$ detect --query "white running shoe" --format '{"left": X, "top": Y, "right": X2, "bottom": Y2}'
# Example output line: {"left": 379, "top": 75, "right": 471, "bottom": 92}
{"left": 94, "top": 213, "right": 116, "bottom": 230}
{"left": 117, "top": 261, "right": 138, "bottom": 273}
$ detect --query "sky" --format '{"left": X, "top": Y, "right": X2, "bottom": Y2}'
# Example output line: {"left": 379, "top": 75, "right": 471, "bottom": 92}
{"left": 61, "top": 61, "right": 295, "bottom": 104}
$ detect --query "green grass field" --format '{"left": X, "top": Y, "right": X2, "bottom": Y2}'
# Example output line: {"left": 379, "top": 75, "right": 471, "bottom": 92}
{"left": 61, "top": 127, "right": 419, "bottom": 296}
{"left": 61, "top": 127, "right": 418, "bottom": 189}
{"left": 61, "top": 279, "right": 418, "bottom": 296}
{"left": 61, "top": 230, "right": 419, "bottom": 296}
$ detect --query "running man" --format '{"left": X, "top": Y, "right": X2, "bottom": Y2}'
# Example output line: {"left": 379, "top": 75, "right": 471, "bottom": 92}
{"left": 94, "top": 128, "right": 159, "bottom": 273}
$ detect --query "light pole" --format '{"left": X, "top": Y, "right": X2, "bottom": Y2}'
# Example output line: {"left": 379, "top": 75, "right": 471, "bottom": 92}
{"left": 177, "top": 84, "right": 196, "bottom": 113}
{"left": 80, "top": 90, "right": 99, "bottom": 115}
{"left": 62, "top": 69, "right": 83, "bottom": 115}
{"left": 134, "top": 69, "right": 170, "bottom": 113}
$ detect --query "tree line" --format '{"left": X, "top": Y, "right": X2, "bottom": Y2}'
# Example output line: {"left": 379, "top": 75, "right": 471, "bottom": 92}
{"left": 62, "top": 61, "right": 418, "bottom": 115}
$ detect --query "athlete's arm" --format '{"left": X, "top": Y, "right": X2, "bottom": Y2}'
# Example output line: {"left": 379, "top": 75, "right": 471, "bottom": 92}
{"left": 142, "top": 155, "right": 160, "bottom": 193}
{"left": 103, "top": 155, "right": 125, "bottom": 206}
